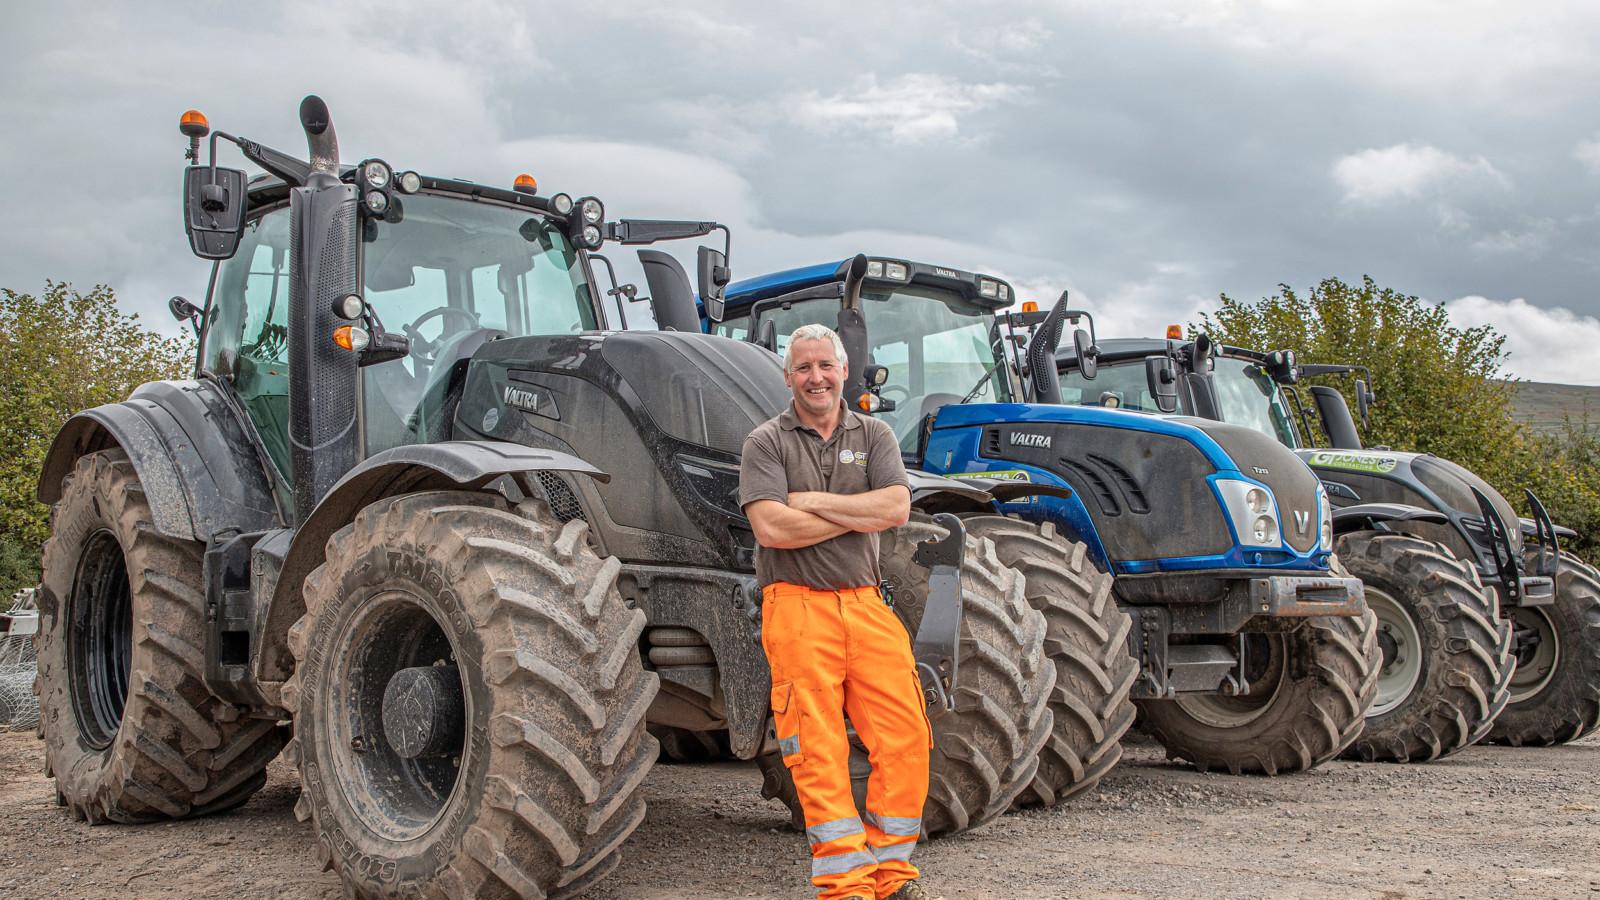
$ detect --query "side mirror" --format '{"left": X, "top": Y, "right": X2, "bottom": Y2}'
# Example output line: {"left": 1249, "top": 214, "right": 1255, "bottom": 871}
{"left": 1073, "top": 328, "right": 1097, "bottom": 380}
{"left": 1355, "top": 378, "right": 1374, "bottom": 429}
{"left": 756, "top": 319, "right": 778, "bottom": 353}
{"left": 168, "top": 296, "right": 202, "bottom": 336}
{"left": 183, "top": 166, "right": 248, "bottom": 260}
{"left": 697, "top": 246, "right": 729, "bottom": 322}
{"left": 1146, "top": 355, "right": 1179, "bottom": 413}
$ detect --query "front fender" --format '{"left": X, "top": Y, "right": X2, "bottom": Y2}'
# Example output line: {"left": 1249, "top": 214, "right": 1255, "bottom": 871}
{"left": 906, "top": 469, "right": 996, "bottom": 515}
{"left": 255, "top": 441, "right": 609, "bottom": 700}
{"left": 1331, "top": 502, "right": 1449, "bottom": 536}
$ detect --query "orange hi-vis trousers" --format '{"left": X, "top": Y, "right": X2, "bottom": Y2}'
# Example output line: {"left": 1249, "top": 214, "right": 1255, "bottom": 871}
{"left": 762, "top": 582, "right": 934, "bottom": 900}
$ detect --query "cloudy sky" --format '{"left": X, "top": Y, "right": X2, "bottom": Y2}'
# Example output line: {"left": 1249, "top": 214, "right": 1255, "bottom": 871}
{"left": 5, "top": 1, "right": 1600, "bottom": 383}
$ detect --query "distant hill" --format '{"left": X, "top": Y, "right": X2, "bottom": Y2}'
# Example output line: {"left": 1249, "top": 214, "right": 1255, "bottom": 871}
{"left": 1506, "top": 381, "right": 1600, "bottom": 434}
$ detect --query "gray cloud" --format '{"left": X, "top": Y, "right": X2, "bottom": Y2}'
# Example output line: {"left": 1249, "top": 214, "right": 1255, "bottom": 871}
{"left": 3, "top": 1, "right": 1599, "bottom": 381}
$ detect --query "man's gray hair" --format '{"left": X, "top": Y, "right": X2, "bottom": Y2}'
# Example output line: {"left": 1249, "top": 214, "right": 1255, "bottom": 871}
{"left": 784, "top": 324, "right": 848, "bottom": 371}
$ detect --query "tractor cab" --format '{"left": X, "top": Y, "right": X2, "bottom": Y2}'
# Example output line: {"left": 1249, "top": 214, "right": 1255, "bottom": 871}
{"left": 710, "top": 257, "right": 1016, "bottom": 453}
{"left": 204, "top": 174, "right": 604, "bottom": 486}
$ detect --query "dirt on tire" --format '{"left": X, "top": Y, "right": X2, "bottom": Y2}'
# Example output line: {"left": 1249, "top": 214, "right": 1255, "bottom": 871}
{"left": 1337, "top": 531, "right": 1513, "bottom": 763}
{"left": 34, "top": 449, "right": 287, "bottom": 825}
{"left": 1489, "top": 549, "right": 1600, "bottom": 746}
{"left": 757, "top": 514, "right": 1055, "bottom": 837}
{"left": 963, "top": 516, "right": 1136, "bottom": 808}
{"left": 282, "top": 491, "right": 658, "bottom": 898}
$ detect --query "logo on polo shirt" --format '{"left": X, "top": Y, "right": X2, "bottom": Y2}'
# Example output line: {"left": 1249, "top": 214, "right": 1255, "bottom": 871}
{"left": 839, "top": 449, "right": 868, "bottom": 466}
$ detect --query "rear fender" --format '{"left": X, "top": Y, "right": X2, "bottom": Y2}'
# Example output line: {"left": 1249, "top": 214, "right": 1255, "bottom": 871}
{"left": 253, "top": 442, "right": 608, "bottom": 705}
{"left": 36, "top": 380, "right": 282, "bottom": 542}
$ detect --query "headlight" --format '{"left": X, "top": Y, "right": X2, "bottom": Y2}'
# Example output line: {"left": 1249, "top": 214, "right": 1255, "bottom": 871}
{"left": 978, "top": 278, "right": 1000, "bottom": 298}
{"left": 361, "top": 159, "right": 392, "bottom": 189}
{"left": 1215, "top": 479, "right": 1282, "bottom": 549}
{"left": 1319, "top": 485, "right": 1333, "bottom": 550}
{"left": 1246, "top": 488, "right": 1270, "bottom": 514}
{"left": 581, "top": 224, "right": 602, "bottom": 247}
{"left": 397, "top": 171, "right": 422, "bottom": 194}
{"left": 884, "top": 261, "right": 908, "bottom": 280}
{"left": 866, "top": 260, "right": 884, "bottom": 278}
{"left": 363, "top": 191, "right": 390, "bottom": 215}
{"left": 550, "top": 193, "right": 574, "bottom": 215}
{"left": 578, "top": 196, "right": 604, "bottom": 224}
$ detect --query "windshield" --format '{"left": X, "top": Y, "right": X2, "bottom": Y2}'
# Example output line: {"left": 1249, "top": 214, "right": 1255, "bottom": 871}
{"left": 1059, "top": 359, "right": 1164, "bottom": 412}
{"left": 361, "top": 193, "right": 595, "bottom": 453}
{"left": 1211, "top": 357, "right": 1301, "bottom": 448}
{"left": 724, "top": 283, "right": 1011, "bottom": 451}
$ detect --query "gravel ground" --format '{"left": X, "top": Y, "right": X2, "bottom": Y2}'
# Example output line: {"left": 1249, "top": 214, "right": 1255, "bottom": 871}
{"left": 1, "top": 729, "right": 1596, "bottom": 899}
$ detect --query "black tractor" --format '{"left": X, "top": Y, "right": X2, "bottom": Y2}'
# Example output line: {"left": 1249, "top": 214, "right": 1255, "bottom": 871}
{"left": 1059, "top": 335, "right": 1599, "bottom": 757}
{"left": 31, "top": 97, "right": 1057, "bottom": 898}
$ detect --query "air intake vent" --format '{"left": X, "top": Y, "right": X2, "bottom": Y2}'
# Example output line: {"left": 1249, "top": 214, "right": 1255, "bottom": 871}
{"left": 536, "top": 471, "right": 587, "bottom": 523}
{"left": 1061, "top": 457, "right": 1120, "bottom": 515}
{"left": 1088, "top": 453, "right": 1150, "bottom": 514}
{"left": 983, "top": 428, "right": 1003, "bottom": 458}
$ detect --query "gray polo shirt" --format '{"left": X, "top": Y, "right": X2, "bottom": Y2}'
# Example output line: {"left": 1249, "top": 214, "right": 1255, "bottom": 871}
{"left": 739, "top": 401, "right": 912, "bottom": 590}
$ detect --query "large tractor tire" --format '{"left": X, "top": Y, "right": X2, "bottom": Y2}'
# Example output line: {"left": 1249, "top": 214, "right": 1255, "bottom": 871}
{"left": 1138, "top": 554, "right": 1380, "bottom": 776}
{"left": 1488, "top": 550, "right": 1600, "bottom": 746}
{"left": 34, "top": 450, "right": 287, "bottom": 823}
{"left": 758, "top": 514, "right": 1054, "bottom": 837}
{"left": 283, "top": 491, "right": 658, "bottom": 899}
{"left": 963, "top": 516, "right": 1136, "bottom": 808}
{"left": 1336, "top": 532, "right": 1513, "bottom": 763}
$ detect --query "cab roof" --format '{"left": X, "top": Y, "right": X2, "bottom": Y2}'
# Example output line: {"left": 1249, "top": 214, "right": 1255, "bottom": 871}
{"left": 722, "top": 257, "right": 1013, "bottom": 316}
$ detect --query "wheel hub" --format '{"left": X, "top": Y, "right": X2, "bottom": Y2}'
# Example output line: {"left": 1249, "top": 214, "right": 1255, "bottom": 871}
{"left": 1508, "top": 606, "right": 1560, "bottom": 704}
{"left": 382, "top": 665, "right": 465, "bottom": 760}
{"left": 67, "top": 529, "right": 132, "bottom": 750}
{"left": 1365, "top": 587, "right": 1422, "bottom": 718}
{"left": 324, "top": 593, "right": 467, "bottom": 841}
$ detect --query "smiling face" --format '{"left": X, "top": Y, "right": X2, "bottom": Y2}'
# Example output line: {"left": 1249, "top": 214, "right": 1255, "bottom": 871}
{"left": 785, "top": 336, "right": 848, "bottom": 421}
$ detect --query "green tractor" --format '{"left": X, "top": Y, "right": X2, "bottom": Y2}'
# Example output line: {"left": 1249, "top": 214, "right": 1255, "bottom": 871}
{"left": 31, "top": 97, "right": 1060, "bottom": 897}
{"left": 1058, "top": 334, "right": 1599, "bottom": 757}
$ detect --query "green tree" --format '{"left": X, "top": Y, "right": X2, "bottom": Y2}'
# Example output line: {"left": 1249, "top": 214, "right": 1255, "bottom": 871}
{"left": 1195, "top": 276, "right": 1600, "bottom": 562}
{"left": 0, "top": 283, "right": 194, "bottom": 603}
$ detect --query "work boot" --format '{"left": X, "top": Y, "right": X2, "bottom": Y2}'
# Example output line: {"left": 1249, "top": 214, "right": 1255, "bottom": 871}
{"left": 885, "top": 879, "right": 942, "bottom": 900}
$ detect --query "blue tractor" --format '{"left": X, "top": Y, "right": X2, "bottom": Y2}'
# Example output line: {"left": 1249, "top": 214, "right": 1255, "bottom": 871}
{"left": 667, "top": 255, "right": 1381, "bottom": 793}
{"left": 1056, "top": 335, "right": 1599, "bottom": 756}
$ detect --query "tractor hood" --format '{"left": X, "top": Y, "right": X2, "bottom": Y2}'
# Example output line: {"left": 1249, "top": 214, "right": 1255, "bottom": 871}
{"left": 928, "top": 402, "right": 1328, "bottom": 560}
{"left": 1295, "top": 448, "right": 1522, "bottom": 555}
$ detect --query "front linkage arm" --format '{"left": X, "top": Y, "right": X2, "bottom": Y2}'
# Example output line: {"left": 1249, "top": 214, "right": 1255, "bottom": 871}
{"left": 911, "top": 512, "right": 965, "bottom": 720}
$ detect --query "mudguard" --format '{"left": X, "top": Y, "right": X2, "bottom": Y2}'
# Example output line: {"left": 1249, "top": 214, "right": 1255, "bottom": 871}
{"left": 36, "top": 380, "right": 282, "bottom": 542}
{"left": 912, "top": 513, "right": 965, "bottom": 719}
{"left": 905, "top": 469, "right": 1073, "bottom": 515}
{"left": 1521, "top": 519, "right": 1578, "bottom": 542}
{"left": 254, "top": 441, "right": 609, "bottom": 702}
{"left": 1331, "top": 502, "right": 1448, "bottom": 536}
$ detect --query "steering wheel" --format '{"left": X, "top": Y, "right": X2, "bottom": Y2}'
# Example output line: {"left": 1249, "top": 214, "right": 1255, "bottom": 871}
{"left": 879, "top": 384, "right": 912, "bottom": 406}
{"left": 403, "top": 306, "right": 481, "bottom": 365}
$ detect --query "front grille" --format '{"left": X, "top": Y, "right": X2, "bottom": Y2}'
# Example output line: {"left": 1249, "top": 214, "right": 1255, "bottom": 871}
{"left": 536, "top": 471, "right": 587, "bottom": 523}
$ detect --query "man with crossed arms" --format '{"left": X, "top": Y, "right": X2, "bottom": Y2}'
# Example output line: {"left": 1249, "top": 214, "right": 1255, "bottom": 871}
{"left": 740, "top": 323, "right": 937, "bottom": 900}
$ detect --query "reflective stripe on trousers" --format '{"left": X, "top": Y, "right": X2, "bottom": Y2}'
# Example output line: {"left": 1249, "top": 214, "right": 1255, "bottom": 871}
{"left": 763, "top": 582, "right": 933, "bottom": 900}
